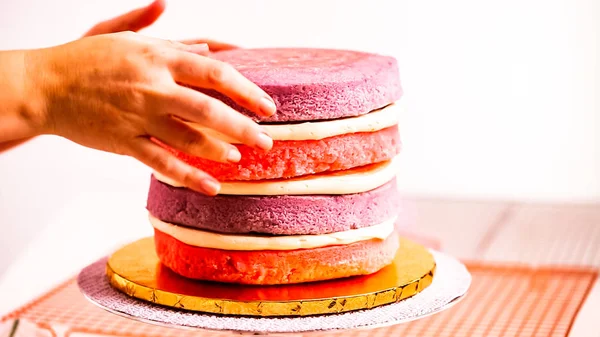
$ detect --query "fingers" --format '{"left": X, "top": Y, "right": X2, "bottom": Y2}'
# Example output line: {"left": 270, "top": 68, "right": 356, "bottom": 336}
{"left": 181, "top": 43, "right": 210, "bottom": 56}
{"left": 131, "top": 137, "right": 221, "bottom": 196}
{"left": 83, "top": 0, "right": 166, "bottom": 37}
{"left": 116, "top": 31, "right": 211, "bottom": 56}
{"left": 166, "top": 86, "right": 273, "bottom": 151}
{"left": 122, "top": 33, "right": 211, "bottom": 56}
{"left": 179, "top": 38, "right": 240, "bottom": 52}
{"left": 148, "top": 116, "right": 241, "bottom": 163}
{"left": 164, "top": 41, "right": 210, "bottom": 56}
{"left": 168, "top": 52, "right": 276, "bottom": 118}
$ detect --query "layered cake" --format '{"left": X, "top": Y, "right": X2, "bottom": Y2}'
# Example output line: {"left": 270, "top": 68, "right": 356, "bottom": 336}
{"left": 146, "top": 48, "right": 403, "bottom": 285}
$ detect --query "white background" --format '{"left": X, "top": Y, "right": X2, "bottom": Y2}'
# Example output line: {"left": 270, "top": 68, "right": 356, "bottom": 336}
{"left": 0, "top": 0, "right": 598, "bottom": 313}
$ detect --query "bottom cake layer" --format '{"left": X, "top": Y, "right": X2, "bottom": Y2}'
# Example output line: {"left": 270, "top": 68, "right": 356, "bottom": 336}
{"left": 154, "top": 228, "right": 400, "bottom": 285}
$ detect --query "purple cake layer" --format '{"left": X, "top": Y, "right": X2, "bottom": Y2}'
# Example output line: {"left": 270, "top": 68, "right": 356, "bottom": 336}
{"left": 204, "top": 48, "right": 402, "bottom": 123}
{"left": 146, "top": 176, "right": 400, "bottom": 235}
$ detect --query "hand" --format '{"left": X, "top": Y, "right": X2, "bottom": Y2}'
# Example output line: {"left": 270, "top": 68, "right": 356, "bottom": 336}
{"left": 0, "top": 0, "right": 239, "bottom": 153}
{"left": 22, "top": 31, "right": 274, "bottom": 196}
{"left": 84, "top": 0, "right": 239, "bottom": 51}
{"left": 83, "top": 0, "right": 167, "bottom": 37}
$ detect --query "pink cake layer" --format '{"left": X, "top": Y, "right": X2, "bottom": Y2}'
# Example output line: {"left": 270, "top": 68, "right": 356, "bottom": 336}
{"left": 147, "top": 176, "right": 399, "bottom": 235}
{"left": 203, "top": 48, "right": 402, "bottom": 122}
{"left": 163, "top": 126, "right": 400, "bottom": 181}
{"left": 154, "top": 228, "right": 399, "bottom": 285}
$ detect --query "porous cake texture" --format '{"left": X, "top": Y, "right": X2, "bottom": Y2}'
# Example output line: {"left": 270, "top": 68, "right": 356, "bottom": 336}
{"left": 203, "top": 48, "right": 403, "bottom": 123}
{"left": 145, "top": 48, "right": 404, "bottom": 285}
{"left": 154, "top": 228, "right": 400, "bottom": 285}
{"left": 147, "top": 177, "right": 399, "bottom": 235}
{"left": 166, "top": 126, "right": 400, "bottom": 181}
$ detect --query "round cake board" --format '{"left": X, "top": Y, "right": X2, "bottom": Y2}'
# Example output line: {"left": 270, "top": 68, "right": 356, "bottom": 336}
{"left": 77, "top": 237, "right": 471, "bottom": 335}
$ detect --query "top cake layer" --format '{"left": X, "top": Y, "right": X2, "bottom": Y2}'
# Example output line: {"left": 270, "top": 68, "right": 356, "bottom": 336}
{"left": 206, "top": 48, "right": 403, "bottom": 122}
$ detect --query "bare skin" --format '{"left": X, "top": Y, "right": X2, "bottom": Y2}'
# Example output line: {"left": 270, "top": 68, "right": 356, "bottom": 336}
{"left": 0, "top": 0, "right": 273, "bottom": 196}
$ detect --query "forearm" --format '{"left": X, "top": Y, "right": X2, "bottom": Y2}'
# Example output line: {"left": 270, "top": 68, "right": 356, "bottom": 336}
{"left": 0, "top": 138, "right": 31, "bottom": 152}
{"left": 0, "top": 50, "right": 44, "bottom": 144}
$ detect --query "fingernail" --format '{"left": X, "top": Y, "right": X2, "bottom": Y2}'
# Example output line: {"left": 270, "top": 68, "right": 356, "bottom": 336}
{"left": 256, "top": 132, "right": 273, "bottom": 151}
{"left": 202, "top": 178, "right": 221, "bottom": 196}
{"left": 188, "top": 43, "right": 209, "bottom": 54}
{"left": 227, "top": 148, "right": 241, "bottom": 163}
{"left": 259, "top": 97, "right": 276, "bottom": 116}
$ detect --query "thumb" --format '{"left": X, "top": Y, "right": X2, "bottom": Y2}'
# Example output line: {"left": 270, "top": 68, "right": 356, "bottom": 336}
{"left": 83, "top": 0, "right": 166, "bottom": 37}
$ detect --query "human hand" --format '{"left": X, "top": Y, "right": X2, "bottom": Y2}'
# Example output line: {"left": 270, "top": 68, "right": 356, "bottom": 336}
{"left": 84, "top": 0, "right": 239, "bottom": 51}
{"left": 0, "top": 0, "right": 238, "bottom": 153}
{"left": 83, "top": 0, "right": 167, "bottom": 37}
{"left": 23, "top": 32, "right": 274, "bottom": 195}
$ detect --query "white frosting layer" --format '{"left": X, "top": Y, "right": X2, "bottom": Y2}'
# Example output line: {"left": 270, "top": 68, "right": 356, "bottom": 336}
{"left": 187, "top": 102, "right": 403, "bottom": 143}
{"left": 154, "top": 156, "right": 399, "bottom": 195}
{"left": 150, "top": 214, "right": 396, "bottom": 251}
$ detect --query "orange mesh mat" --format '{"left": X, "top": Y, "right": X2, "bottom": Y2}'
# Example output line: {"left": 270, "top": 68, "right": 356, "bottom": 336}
{"left": 1, "top": 263, "right": 597, "bottom": 337}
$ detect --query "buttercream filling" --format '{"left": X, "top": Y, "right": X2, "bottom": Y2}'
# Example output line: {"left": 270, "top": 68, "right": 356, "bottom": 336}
{"left": 154, "top": 156, "right": 399, "bottom": 196}
{"left": 149, "top": 214, "right": 396, "bottom": 251}
{"left": 186, "top": 101, "right": 403, "bottom": 143}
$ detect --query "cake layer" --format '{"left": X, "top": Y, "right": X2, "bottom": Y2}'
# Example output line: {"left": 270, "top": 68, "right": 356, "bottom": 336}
{"left": 149, "top": 214, "right": 395, "bottom": 251}
{"left": 190, "top": 102, "right": 402, "bottom": 143}
{"left": 147, "top": 176, "right": 400, "bottom": 235}
{"left": 162, "top": 125, "right": 400, "bottom": 181}
{"left": 204, "top": 48, "right": 402, "bottom": 123}
{"left": 154, "top": 156, "right": 399, "bottom": 196}
{"left": 154, "top": 228, "right": 400, "bottom": 285}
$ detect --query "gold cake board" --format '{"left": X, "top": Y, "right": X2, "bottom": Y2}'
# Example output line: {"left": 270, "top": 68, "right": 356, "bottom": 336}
{"left": 106, "top": 237, "right": 436, "bottom": 317}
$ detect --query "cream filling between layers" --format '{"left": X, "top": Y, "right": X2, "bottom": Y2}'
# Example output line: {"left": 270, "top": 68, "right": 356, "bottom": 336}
{"left": 150, "top": 214, "right": 396, "bottom": 251}
{"left": 154, "top": 156, "right": 399, "bottom": 195}
{"left": 187, "top": 101, "right": 403, "bottom": 143}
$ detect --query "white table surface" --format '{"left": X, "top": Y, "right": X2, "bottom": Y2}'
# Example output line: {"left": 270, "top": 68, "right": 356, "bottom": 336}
{"left": 2, "top": 199, "right": 600, "bottom": 337}
{"left": 0, "top": 190, "right": 152, "bottom": 315}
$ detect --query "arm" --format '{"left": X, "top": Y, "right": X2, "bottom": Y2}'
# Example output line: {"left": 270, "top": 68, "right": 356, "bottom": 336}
{"left": 0, "top": 50, "right": 42, "bottom": 144}
{"left": 0, "top": 138, "right": 29, "bottom": 152}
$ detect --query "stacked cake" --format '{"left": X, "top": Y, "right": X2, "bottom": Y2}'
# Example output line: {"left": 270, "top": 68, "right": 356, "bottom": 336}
{"left": 146, "top": 48, "right": 404, "bottom": 285}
